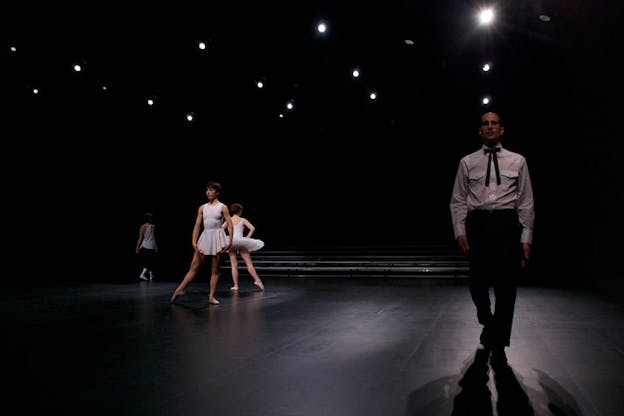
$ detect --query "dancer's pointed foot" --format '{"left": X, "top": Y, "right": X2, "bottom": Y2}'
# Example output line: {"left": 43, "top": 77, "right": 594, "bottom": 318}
{"left": 209, "top": 297, "right": 220, "bottom": 305}
{"left": 170, "top": 290, "right": 185, "bottom": 304}
{"left": 254, "top": 280, "right": 265, "bottom": 291}
{"left": 230, "top": 286, "right": 239, "bottom": 291}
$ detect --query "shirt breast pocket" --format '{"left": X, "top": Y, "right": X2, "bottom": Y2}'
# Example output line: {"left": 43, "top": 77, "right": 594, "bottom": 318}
{"left": 468, "top": 169, "right": 486, "bottom": 185}
{"left": 500, "top": 170, "right": 519, "bottom": 189}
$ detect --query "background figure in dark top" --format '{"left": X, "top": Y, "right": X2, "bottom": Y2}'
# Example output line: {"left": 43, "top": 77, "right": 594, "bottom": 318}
{"left": 135, "top": 212, "right": 158, "bottom": 281}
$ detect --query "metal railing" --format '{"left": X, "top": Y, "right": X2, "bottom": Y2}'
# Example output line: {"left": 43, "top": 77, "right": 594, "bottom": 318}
{"left": 221, "top": 245, "right": 469, "bottom": 278}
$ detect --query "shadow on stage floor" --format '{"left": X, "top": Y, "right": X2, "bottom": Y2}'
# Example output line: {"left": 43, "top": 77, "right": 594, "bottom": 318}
{"left": 3, "top": 275, "right": 623, "bottom": 416}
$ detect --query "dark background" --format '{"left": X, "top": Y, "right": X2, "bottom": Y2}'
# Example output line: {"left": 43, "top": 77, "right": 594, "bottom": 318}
{"left": 1, "top": 1, "right": 621, "bottom": 288}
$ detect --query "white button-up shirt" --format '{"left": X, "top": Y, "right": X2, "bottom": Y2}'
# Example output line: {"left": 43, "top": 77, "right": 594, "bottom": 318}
{"left": 450, "top": 145, "right": 535, "bottom": 244}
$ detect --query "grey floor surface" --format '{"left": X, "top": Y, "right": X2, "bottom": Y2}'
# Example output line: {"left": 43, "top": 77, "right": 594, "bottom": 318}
{"left": 3, "top": 277, "right": 623, "bottom": 416}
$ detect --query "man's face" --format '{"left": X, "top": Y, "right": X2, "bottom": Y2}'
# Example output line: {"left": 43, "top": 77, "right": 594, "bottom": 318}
{"left": 479, "top": 112, "right": 504, "bottom": 146}
{"left": 206, "top": 187, "right": 217, "bottom": 199}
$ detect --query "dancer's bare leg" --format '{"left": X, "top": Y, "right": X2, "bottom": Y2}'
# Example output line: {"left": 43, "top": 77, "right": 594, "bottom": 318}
{"left": 171, "top": 251, "right": 205, "bottom": 303}
{"left": 240, "top": 250, "right": 264, "bottom": 290}
{"left": 208, "top": 254, "right": 221, "bottom": 304}
{"left": 228, "top": 251, "right": 239, "bottom": 291}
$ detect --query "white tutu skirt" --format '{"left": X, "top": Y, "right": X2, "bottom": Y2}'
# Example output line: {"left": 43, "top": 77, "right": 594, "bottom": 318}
{"left": 230, "top": 236, "right": 264, "bottom": 252}
{"left": 197, "top": 228, "right": 228, "bottom": 255}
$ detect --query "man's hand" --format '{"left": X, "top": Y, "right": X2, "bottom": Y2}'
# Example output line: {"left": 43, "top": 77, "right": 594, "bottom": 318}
{"left": 457, "top": 235, "right": 469, "bottom": 255}
{"left": 520, "top": 243, "right": 530, "bottom": 268}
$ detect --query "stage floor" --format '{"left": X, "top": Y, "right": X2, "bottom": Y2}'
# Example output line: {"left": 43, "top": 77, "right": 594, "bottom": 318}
{"left": 3, "top": 277, "right": 623, "bottom": 416}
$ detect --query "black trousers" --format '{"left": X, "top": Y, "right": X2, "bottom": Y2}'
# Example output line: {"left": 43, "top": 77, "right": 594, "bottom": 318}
{"left": 138, "top": 248, "right": 157, "bottom": 271}
{"left": 466, "top": 209, "right": 522, "bottom": 347}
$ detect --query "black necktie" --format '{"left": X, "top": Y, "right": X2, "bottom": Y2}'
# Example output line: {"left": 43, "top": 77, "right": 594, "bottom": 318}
{"left": 484, "top": 147, "right": 501, "bottom": 186}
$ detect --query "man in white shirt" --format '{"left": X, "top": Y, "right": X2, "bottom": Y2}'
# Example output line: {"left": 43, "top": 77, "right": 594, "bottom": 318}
{"left": 450, "top": 111, "right": 535, "bottom": 354}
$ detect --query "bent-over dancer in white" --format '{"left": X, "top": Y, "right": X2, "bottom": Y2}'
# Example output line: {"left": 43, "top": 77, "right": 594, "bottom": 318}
{"left": 224, "top": 202, "right": 265, "bottom": 291}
